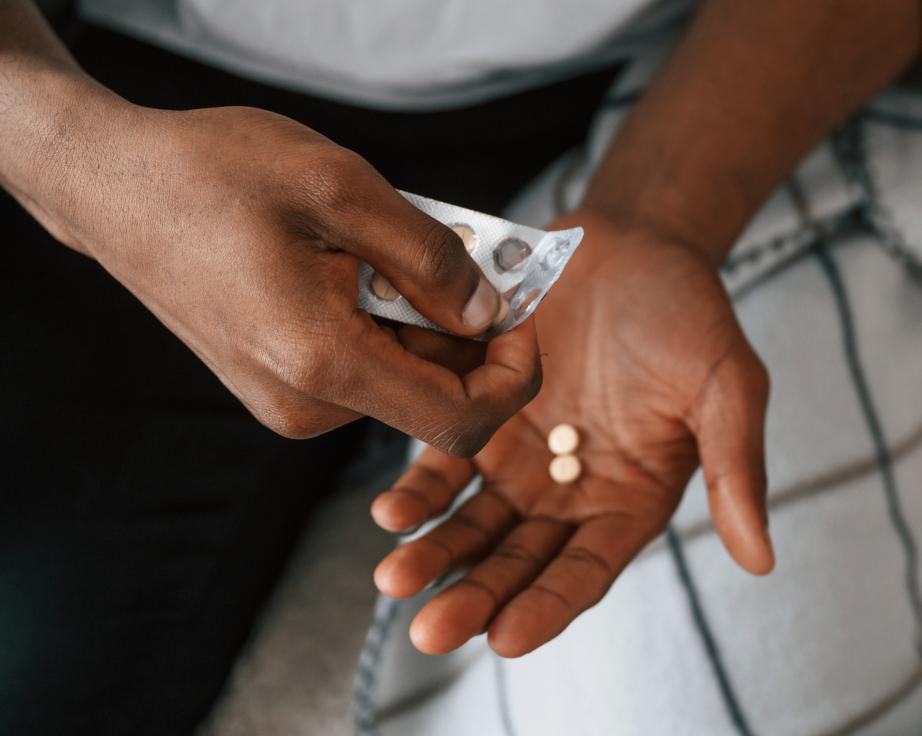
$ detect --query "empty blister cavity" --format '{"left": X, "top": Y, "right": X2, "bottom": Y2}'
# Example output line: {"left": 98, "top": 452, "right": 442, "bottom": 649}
{"left": 354, "top": 191, "right": 583, "bottom": 341}
{"left": 513, "top": 288, "right": 541, "bottom": 320}
{"left": 542, "top": 237, "right": 572, "bottom": 271}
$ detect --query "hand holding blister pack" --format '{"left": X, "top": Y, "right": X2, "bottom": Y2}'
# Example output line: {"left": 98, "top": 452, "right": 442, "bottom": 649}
{"left": 357, "top": 192, "right": 584, "bottom": 339}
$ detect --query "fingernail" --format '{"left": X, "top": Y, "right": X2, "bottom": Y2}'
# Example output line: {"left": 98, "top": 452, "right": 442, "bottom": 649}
{"left": 462, "top": 275, "right": 500, "bottom": 330}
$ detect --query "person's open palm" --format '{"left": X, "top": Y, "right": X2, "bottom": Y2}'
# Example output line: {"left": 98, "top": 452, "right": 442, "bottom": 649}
{"left": 371, "top": 209, "right": 775, "bottom": 657}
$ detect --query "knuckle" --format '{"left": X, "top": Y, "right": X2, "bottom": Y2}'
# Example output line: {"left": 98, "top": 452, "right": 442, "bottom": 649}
{"left": 258, "top": 330, "right": 336, "bottom": 397}
{"left": 558, "top": 546, "right": 614, "bottom": 578}
{"left": 411, "top": 222, "right": 466, "bottom": 291}
{"left": 436, "top": 411, "right": 495, "bottom": 458}
{"left": 451, "top": 512, "right": 492, "bottom": 539}
{"left": 442, "top": 432, "right": 487, "bottom": 459}
{"left": 305, "top": 146, "right": 373, "bottom": 215}
{"left": 288, "top": 350, "right": 334, "bottom": 395}
{"left": 494, "top": 543, "right": 543, "bottom": 568}
{"left": 254, "top": 398, "right": 319, "bottom": 440}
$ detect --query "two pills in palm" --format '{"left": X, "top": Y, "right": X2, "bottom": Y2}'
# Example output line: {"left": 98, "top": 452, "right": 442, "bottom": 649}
{"left": 547, "top": 423, "right": 582, "bottom": 484}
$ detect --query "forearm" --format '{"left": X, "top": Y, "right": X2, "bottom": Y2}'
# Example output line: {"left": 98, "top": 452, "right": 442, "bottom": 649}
{"left": 582, "top": 0, "right": 921, "bottom": 264}
{"left": 0, "top": 0, "right": 128, "bottom": 252}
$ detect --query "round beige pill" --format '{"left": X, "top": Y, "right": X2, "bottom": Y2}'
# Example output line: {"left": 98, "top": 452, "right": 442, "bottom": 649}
{"left": 549, "top": 454, "right": 581, "bottom": 485}
{"left": 450, "top": 224, "right": 479, "bottom": 254}
{"left": 547, "top": 423, "right": 580, "bottom": 455}
{"left": 371, "top": 272, "right": 400, "bottom": 301}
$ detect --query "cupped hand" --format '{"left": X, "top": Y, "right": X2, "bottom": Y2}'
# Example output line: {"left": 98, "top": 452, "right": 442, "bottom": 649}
{"left": 371, "top": 208, "right": 773, "bottom": 657}
{"left": 31, "top": 102, "right": 540, "bottom": 454}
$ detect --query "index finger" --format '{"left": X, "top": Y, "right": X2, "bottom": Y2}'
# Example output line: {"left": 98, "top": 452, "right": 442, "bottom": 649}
{"left": 487, "top": 512, "right": 662, "bottom": 657}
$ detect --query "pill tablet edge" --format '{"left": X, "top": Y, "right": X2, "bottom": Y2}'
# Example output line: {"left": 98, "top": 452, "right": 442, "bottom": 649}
{"left": 547, "top": 423, "right": 580, "bottom": 455}
{"left": 549, "top": 454, "right": 581, "bottom": 484}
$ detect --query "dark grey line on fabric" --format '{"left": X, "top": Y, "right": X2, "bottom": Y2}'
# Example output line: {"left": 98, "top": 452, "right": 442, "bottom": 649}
{"left": 724, "top": 220, "right": 854, "bottom": 303}
{"left": 815, "top": 245, "right": 922, "bottom": 654}
{"left": 372, "top": 649, "right": 487, "bottom": 723}
{"left": 364, "top": 416, "right": 922, "bottom": 729}
{"left": 863, "top": 108, "right": 922, "bottom": 132}
{"left": 493, "top": 655, "right": 517, "bottom": 736}
{"left": 727, "top": 247, "right": 810, "bottom": 302}
{"left": 832, "top": 122, "right": 922, "bottom": 285}
{"left": 643, "top": 419, "right": 922, "bottom": 557}
{"left": 818, "top": 666, "right": 922, "bottom": 736}
{"left": 720, "top": 175, "right": 858, "bottom": 302}
{"left": 722, "top": 224, "right": 806, "bottom": 274}
{"left": 352, "top": 597, "right": 404, "bottom": 736}
{"left": 666, "top": 526, "right": 755, "bottom": 736}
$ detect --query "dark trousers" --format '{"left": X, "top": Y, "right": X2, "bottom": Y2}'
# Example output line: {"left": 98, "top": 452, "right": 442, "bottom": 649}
{"left": 0, "top": 23, "right": 617, "bottom": 736}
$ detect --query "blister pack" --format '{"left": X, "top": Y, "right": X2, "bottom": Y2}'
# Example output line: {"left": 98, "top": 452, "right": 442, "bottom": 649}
{"left": 356, "top": 192, "right": 584, "bottom": 339}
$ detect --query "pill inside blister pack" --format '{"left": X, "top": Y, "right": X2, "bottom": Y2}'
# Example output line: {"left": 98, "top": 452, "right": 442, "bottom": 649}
{"left": 356, "top": 192, "right": 584, "bottom": 340}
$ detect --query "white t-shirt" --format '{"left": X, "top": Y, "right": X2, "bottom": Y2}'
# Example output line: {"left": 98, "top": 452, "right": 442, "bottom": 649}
{"left": 77, "top": 0, "right": 690, "bottom": 110}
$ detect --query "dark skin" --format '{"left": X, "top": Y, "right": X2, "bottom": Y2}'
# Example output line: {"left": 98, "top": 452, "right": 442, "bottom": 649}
{"left": 0, "top": 2, "right": 540, "bottom": 457}
{"left": 2, "top": 0, "right": 919, "bottom": 661}
{"left": 371, "top": 0, "right": 921, "bottom": 657}
{"left": 372, "top": 213, "right": 772, "bottom": 656}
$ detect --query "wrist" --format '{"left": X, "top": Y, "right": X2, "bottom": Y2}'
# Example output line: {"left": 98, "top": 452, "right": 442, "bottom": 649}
{"left": 579, "top": 160, "right": 755, "bottom": 270}
{"left": 550, "top": 203, "right": 727, "bottom": 278}
{"left": 0, "top": 65, "right": 136, "bottom": 254}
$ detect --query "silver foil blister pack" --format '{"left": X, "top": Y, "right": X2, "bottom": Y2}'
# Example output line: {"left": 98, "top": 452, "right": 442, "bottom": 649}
{"left": 356, "top": 192, "right": 583, "bottom": 339}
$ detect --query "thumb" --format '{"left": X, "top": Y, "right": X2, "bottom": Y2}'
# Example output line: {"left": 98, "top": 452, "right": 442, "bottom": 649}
{"left": 690, "top": 346, "right": 774, "bottom": 575}
{"left": 312, "top": 154, "right": 501, "bottom": 335}
{"left": 379, "top": 206, "right": 501, "bottom": 335}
